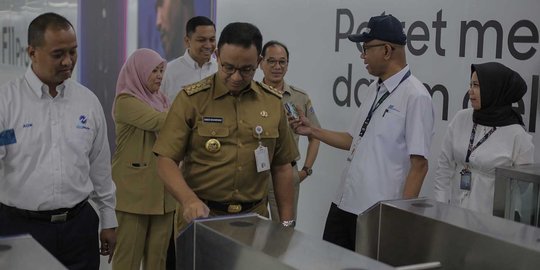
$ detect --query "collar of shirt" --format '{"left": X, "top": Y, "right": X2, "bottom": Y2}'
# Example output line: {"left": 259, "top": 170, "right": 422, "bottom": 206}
{"left": 379, "top": 64, "right": 410, "bottom": 94}
{"left": 282, "top": 81, "right": 293, "bottom": 97}
{"left": 183, "top": 49, "right": 216, "bottom": 70}
{"left": 212, "top": 74, "right": 258, "bottom": 99}
{"left": 25, "top": 66, "right": 67, "bottom": 99}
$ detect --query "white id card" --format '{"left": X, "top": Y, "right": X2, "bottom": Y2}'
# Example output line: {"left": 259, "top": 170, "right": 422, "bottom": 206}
{"left": 254, "top": 145, "right": 270, "bottom": 172}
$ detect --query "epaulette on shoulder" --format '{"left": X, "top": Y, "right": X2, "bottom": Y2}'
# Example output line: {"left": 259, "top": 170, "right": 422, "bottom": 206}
{"left": 289, "top": 85, "right": 308, "bottom": 96}
{"left": 257, "top": 81, "right": 282, "bottom": 98}
{"left": 183, "top": 77, "right": 212, "bottom": 96}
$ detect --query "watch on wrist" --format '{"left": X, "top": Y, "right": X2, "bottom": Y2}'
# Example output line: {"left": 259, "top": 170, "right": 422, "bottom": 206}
{"left": 281, "top": 220, "right": 296, "bottom": 227}
{"left": 302, "top": 166, "right": 313, "bottom": 176}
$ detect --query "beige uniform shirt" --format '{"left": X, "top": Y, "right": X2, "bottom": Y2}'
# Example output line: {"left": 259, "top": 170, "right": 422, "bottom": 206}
{"left": 112, "top": 94, "right": 176, "bottom": 214}
{"left": 153, "top": 74, "right": 298, "bottom": 202}
{"left": 281, "top": 82, "right": 320, "bottom": 160}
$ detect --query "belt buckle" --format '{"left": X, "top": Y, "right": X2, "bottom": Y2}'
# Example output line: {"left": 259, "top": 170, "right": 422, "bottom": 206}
{"left": 227, "top": 204, "right": 242, "bottom": 213}
{"left": 50, "top": 212, "right": 68, "bottom": 223}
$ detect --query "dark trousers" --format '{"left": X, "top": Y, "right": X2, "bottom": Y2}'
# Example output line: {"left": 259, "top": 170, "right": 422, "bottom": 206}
{"left": 322, "top": 203, "right": 357, "bottom": 251}
{"left": 0, "top": 203, "right": 100, "bottom": 270}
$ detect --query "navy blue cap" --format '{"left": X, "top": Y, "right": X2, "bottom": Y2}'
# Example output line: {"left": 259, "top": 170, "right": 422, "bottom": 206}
{"left": 348, "top": 14, "right": 406, "bottom": 45}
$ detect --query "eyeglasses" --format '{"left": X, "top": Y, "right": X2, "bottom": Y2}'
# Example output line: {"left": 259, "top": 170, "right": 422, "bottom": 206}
{"left": 360, "top": 43, "right": 394, "bottom": 55}
{"left": 265, "top": 59, "right": 288, "bottom": 67}
{"left": 220, "top": 64, "right": 257, "bottom": 77}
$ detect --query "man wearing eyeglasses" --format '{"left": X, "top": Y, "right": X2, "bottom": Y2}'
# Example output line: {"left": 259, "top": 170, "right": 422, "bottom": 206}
{"left": 290, "top": 14, "right": 434, "bottom": 250}
{"left": 153, "top": 22, "right": 298, "bottom": 234}
{"left": 259, "top": 40, "right": 321, "bottom": 222}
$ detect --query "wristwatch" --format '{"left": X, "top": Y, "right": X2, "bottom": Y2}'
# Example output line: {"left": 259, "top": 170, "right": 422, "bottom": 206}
{"left": 281, "top": 220, "right": 296, "bottom": 227}
{"left": 302, "top": 166, "right": 313, "bottom": 176}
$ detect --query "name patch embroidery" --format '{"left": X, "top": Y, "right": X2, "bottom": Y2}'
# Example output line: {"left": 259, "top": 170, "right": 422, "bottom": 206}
{"left": 203, "top": 117, "right": 223, "bottom": 123}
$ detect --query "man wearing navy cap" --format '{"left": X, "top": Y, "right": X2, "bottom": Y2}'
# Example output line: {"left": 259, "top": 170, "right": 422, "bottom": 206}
{"left": 291, "top": 14, "right": 434, "bottom": 250}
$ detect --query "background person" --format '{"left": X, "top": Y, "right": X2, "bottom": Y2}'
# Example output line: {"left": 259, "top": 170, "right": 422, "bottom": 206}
{"left": 111, "top": 48, "right": 175, "bottom": 270}
{"left": 161, "top": 16, "right": 217, "bottom": 101}
{"left": 259, "top": 40, "right": 321, "bottom": 221}
{"left": 0, "top": 12, "right": 117, "bottom": 269}
{"left": 434, "top": 62, "right": 534, "bottom": 216}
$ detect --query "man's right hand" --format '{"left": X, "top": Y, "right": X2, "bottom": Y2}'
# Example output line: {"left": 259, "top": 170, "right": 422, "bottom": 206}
{"left": 289, "top": 106, "right": 313, "bottom": 136}
{"left": 182, "top": 198, "right": 210, "bottom": 223}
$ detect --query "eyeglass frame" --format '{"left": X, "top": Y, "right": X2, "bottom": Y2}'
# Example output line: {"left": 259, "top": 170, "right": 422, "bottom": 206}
{"left": 220, "top": 63, "right": 258, "bottom": 77}
{"left": 360, "top": 43, "right": 395, "bottom": 55}
{"left": 264, "top": 58, "right": 288, "bottom": 67}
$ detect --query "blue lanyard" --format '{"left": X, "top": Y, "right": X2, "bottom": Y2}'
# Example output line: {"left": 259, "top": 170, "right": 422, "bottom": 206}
{"left": 465, "top": 123, "right": 496, "bottom": 163}
{"left": 358, "top": 70, "right": 411, "bottom": 137}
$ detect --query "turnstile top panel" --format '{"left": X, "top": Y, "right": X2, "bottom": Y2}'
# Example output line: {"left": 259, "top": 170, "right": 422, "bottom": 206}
{"left": 495, "top": 163, "right": 540, "bottom": 182}
{"left": 0, "top": 234, "right": 67, "bottom": 270}
{"left": 193, "top": 215, "right": 395, "bottom": 270}
{"left": 380, "top": 199, "right": 540, "bottom": 252}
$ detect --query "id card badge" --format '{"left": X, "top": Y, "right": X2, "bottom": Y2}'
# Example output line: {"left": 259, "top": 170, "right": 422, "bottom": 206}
{"left": 254, "top": 145, "right": 270, "bottom": 172}
{"left": 0, "top": 129, "right": 17, "bottom": 146}
{"left": 460, "top": 169, "right": 472, "bottom": 191}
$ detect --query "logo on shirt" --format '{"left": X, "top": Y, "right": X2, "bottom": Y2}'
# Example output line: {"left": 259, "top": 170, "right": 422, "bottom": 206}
{"left": 76, "top": 115, "right": 90, "bottom": 130}
{"left": 22, "top": 123, "right": 33, "bottom": 128}
{"left": 387, "top": 104, "right": 400, "bottom": 113}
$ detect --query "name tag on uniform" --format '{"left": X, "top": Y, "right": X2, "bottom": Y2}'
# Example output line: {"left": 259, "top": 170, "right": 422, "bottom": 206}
{"left": 203, "top": 117, "right": 223, "bottom": 123}
{"left": 0, "top": 129, "right": 16, "bottom": 146}
{"left": 254, "top": 145, "right": 270, "bottom": 172}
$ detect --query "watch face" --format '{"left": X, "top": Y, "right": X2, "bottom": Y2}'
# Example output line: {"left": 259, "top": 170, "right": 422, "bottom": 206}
{"left": 303, "top": 167, "right": 313, "bottom": 176}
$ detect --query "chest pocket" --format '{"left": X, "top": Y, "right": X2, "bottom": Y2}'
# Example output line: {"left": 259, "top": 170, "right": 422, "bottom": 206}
{"left": 252, "top": 127, "right": 279, "bottom": 139}
{"left": 197, "top": 125, "right": 229, "bottom": 138}
{"left": 65, "top": 126, "right": 95, "bottom": 154}
{"left": 375, "top": 107, "right": 405, "bottom": 142}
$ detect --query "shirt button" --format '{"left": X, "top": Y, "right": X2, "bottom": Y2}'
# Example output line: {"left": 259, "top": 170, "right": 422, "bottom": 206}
{"left": 234, "top": 189, "right": 239, "bottom": 193}
{"left": 238, "top": 166, "right": 242, "bottom": 171}
{"left": 238, "top": 143, "right": 243, "bottom": 147}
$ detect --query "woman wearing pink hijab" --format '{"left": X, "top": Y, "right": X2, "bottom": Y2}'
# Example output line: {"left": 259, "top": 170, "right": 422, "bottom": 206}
{"left": 111, "top": 48, "right": 175, "bottom": 270}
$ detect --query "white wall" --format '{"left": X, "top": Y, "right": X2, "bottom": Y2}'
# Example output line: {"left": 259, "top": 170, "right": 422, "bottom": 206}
{"left": 217, "top": 0, "right": 540, "bottom": 238}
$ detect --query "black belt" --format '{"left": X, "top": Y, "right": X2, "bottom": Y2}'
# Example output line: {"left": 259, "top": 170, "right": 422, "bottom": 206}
{"left": 0, "top": 199, "right": 88, "bottom": 223}
{"left": 203, "top": 199, "right": 262, "bottom": 214}
{"left": 291, "top": 161, "right": 297, "bottom": 167}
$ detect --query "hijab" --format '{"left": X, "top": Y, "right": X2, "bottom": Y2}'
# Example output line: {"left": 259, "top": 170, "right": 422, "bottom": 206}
{"left": 471, "top": 62, "right": 527, "bottom": 127}
{"left": 113, "top": 48, "right": 170, "bottom": 119}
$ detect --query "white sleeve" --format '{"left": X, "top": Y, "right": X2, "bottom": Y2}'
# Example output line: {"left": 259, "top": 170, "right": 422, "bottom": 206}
{"left": 512, "top": 130, "right": 534, "bottom": 165}
{"left": 88, "top": 99, "right": 118, "bottom": 229}
{"left": 433, "top": 115, "right": 458, "bottom": 203}
{"left": 405, "top": 93, "right": 434, "bottom": 157}
{"left": 161, "top": 68, "right": 174, "bottom": 102}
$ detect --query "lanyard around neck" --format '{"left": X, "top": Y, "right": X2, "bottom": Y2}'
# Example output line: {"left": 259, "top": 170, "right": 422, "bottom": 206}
{"left": 465, "top": 123, "right": 496, "bottom": 163}
{"left": 358, "top": 70, "right": 411, "bottom": 137}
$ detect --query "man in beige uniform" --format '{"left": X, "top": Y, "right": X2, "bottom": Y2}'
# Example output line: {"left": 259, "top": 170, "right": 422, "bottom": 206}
{"left": 153, "top": 22, "right": 298, "bottom": 234}
{"left": 259, "top": 40, "right": 321, "bottom": 221}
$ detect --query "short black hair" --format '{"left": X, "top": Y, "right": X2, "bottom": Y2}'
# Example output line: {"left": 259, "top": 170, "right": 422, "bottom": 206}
{"left": 262, "top": 40, "right": 289, "bottom": 60}
{"left": 28, "top": 12, "right": 74, "bottom": 47}
{"left": 186, "top": 16, "right": 215, "bottom": 37}
{"left": 217, "top": 22, "right": 262, "bottom": 55}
